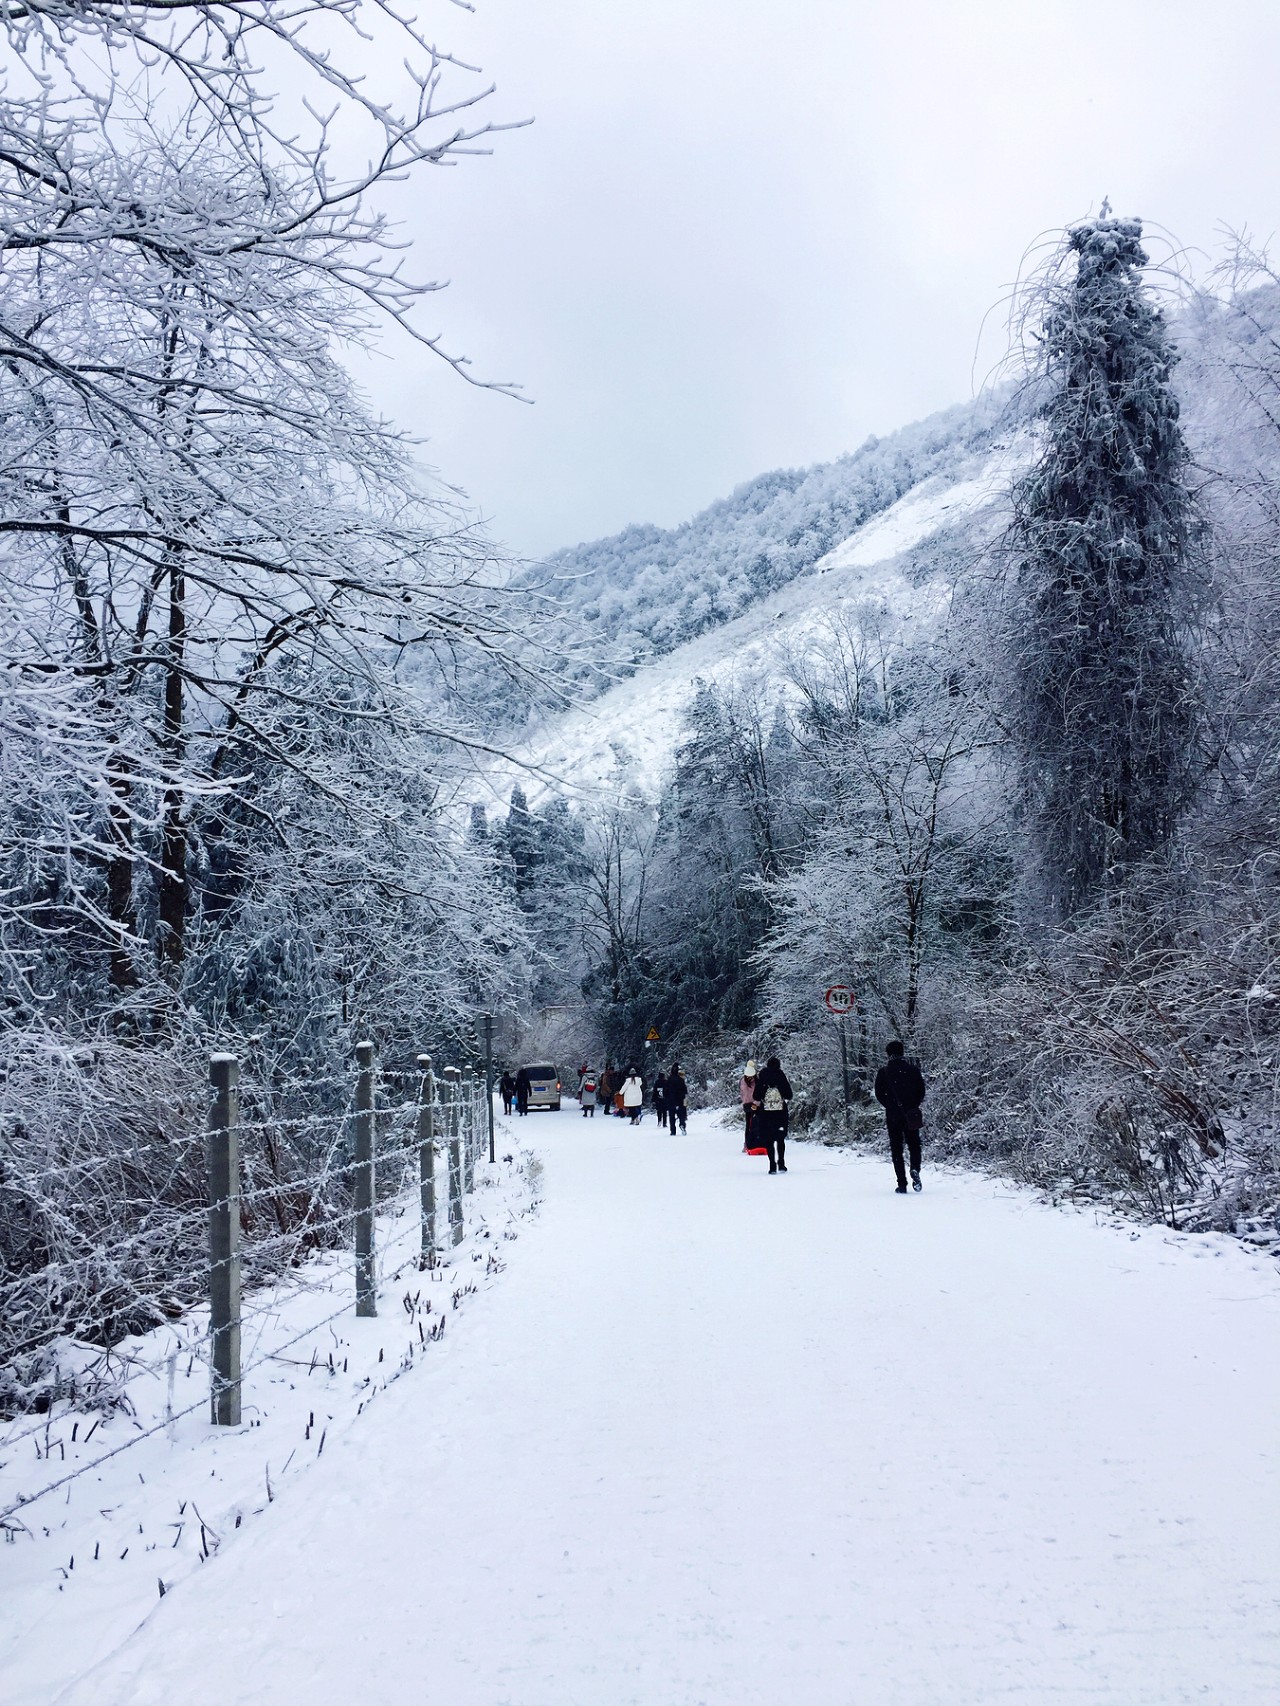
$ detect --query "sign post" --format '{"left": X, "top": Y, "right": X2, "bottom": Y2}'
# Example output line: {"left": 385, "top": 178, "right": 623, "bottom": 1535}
{"left": 482, "top": 1011, "right": 496, "bottom": 1165}
{"left": 824, "top": 985, "right": 856, "bottom": 1134}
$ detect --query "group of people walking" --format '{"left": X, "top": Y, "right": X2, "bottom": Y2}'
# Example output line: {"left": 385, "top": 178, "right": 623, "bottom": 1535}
{"left": 575, "top": 1063, "right": 689, "bottom": 1131}
{"left": 738, "top": 1041, "right": 926, "bottom": 1189}
{"left": 499, "top": 1068, "right": 528, "bottom": 1116}
{"left": 501, "top": 1037, "right": 929, "bottom": 1193}
{"left": 739, "top": 1056, "right": 793, "bottom": 1173}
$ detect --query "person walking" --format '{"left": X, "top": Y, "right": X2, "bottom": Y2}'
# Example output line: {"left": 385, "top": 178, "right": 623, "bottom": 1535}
{"left": 753, "top": 1056, "right": 793, "bottom": 1174}
{"left": 621, "top": 1065, "right": 644, "bottom": 1125}
{"left": 652, "top": 1071, "right": 668, "bottom": 1129}
{"left": 874, "top": 1039, "right": 926, "bottom": 1193}
{"left": 740, "top": 1061, "right": 760, "bottom": 1150}
{"left": 595, "top": 1068, "right": 612, "bottom": 1118}
{"left": 578, "top": 1064, "right": 597, "bottom": 1117}
{"left": 514, "top": 1065, "right": 531, "bottom": 1118}
{"left": 666, "top": 1062, "right": 688, "bottom": 1133}
{"left": 499, "top": 1071, "right": 516, "bottom": 1117}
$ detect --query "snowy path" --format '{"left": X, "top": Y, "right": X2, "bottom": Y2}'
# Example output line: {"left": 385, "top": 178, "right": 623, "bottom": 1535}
{"left": 56, "top": 1110, "right": 1280, "bottom": 1706}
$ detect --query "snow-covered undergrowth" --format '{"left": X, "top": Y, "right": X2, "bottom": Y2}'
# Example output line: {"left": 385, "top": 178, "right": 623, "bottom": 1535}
{"left": 0, "top": 1149, "right": 541, "bottom": 1706}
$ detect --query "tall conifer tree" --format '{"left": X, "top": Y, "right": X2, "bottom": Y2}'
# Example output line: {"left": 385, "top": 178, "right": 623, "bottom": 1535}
{"left": 1009, "top": 216, "right": 1203, "bottom": 915}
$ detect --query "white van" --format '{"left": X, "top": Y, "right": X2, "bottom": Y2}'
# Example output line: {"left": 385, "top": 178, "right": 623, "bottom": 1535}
{"left": 521, "top": 1064, "right": 561, "bottom": 1111}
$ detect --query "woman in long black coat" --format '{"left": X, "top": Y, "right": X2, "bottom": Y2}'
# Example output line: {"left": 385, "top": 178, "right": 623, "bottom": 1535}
{"left": 752, "top": 1056, "right": 793, "bottom": 1174}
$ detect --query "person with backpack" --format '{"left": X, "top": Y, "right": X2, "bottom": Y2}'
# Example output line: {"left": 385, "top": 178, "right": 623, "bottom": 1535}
{"left": 652, "top": 1071, "right": 668, "bottom": 1128}
{"left": 665, "top": 1063, "right": 688, "bottom": 1133}
{"left": 753, "top": 1056, "right": 792, "bottom": 1174}
{"left": 873, "top": 1039, "right": 926, "bottom": 1192}
{"left": 499, "top": 1071, "right": 516, "bottom": 1117}
{"left": 621, "top": 1066, "right": 644, "bottom": 1125}
{"left": 578, "top": 1064, "right": 598, "bottom": 1117}
{"left": 514, "top": 1065, "right": 531, "bottom": 1117}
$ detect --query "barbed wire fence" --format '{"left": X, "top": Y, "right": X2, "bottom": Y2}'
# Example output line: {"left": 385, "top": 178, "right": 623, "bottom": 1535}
{"left": 0, "top": 1041, "right": 496, "bottom": 1525}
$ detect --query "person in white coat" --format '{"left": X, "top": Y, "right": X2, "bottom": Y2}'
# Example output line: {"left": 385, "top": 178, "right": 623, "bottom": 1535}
{"left": 621, "top": 1066, "right": 644, "bottom": 1125}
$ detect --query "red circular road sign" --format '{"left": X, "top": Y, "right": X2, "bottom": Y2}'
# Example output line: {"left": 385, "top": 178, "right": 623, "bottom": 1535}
{"left": 824, "top": 985, "right": 855, "bottom": 1016}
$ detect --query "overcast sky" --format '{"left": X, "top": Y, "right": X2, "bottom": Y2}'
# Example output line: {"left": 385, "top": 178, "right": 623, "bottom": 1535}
{"left": 352, "top": 0, "right": 1280, "bottom": 560}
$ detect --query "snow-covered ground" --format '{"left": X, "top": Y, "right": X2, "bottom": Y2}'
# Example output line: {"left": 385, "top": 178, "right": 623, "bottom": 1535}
{"left": 0, "top": 1150, "right": 540, "bottom": 1706}
{"left": 481, "top": 444, "right": 1024, "bottom": 809}
{"left": 18, "top": 1107, "right": 1280, "bottom": 1706}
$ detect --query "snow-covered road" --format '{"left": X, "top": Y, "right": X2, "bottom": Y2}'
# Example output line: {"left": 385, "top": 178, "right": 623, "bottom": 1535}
{"left": 57, "top": 1110, "right": 1280, "bottom": 1706}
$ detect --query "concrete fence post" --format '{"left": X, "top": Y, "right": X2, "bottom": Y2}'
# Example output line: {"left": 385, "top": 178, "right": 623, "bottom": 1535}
{"left": 417, "top": 1054, "right": 436, "bottom": 1267}
{"left": 354, "top": 1040, "right": 377, "bottom": 1317}
{"left": 208, "top": 1053, "right": 242, "bottom": 1427}
{"left": 443, "top": 1066, "right": 464, "bottom": 1246}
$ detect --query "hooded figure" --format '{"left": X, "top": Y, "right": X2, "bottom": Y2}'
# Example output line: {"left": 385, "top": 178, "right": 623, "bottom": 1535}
{"left": 578, "top": 1064, "right": 597, "bottom": 1117}
{"left": 753, "top": 1056, "right": 793, "bottom": 1174}
{"left": 653, "top": 1072, "right": 668, "bottom": 1123}
{"left": 622, "top": 1067, "right": 644, "bottom": 1124}
{"left": 665, "top": 1063, "right": 688, "bottom": 1133}
{"left": 873, "top": 1040, "right": 926, "bottom": 1192}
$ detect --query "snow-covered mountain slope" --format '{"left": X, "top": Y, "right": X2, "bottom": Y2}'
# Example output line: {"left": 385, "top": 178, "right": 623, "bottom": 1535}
{"left": 517, "top": 391, "right": 1012, "bottom": 678}
{"left": 475, "top": 286, "right": 1280, "bottom": 815}
{"left": 481, "top": 439, "right": 1025, "bottom": 807}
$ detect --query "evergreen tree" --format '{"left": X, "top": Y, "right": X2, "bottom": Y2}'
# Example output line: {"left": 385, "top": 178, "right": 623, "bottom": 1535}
{"left": 501, "top": 786, "right": 542, "bottom": 904}
{"left": 1008, "top": 216, "right": 1204, "bottom": 915}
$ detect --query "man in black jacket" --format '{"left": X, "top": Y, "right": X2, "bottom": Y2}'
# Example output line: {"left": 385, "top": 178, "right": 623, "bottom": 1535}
{"left": 873, "top": 1040, "right": 925, "bottom": 1193}
{"left": 665, "top": 1064, "right": 688, "bottom": 1133}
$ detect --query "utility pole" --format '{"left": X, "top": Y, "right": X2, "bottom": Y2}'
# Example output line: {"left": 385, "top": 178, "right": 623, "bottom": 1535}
{"left": 354, "top": 1040, "right": 376, "bottom": 1317}
{"left": 482, "top": 1012, "right": 496, "bottom": 1164}
{"left": 838, "top": 1018, "right": 852, "bottom": 1135}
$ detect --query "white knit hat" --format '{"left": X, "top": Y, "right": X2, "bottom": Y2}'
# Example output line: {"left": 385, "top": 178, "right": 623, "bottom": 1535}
{"left": 744, "top": 1060, "right": 758, "bottom": 1076}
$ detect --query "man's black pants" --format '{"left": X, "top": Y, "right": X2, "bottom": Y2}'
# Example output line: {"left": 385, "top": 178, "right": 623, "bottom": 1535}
{"left": 887, "top": 1121, "right": 921, "bottom": 1188}
{"left": 766, "top": 1132, "right": 786, "bottom": 1170}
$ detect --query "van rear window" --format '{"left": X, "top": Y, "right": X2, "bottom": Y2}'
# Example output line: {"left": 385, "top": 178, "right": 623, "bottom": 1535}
{"left": 527, "top": 1066, "right": 556, "bottom": 1079}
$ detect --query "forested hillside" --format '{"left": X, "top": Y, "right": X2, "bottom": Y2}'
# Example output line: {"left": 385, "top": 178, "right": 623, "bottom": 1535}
{"left": 482, "top": 259, "right": 1280, "bottom": 1249}
{"left": 521, "top": 391, "right": 1011, "bottom": 673}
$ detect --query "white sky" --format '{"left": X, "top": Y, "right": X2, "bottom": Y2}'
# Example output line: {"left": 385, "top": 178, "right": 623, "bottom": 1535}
{"left": 350, "top": 0, "right": 1280, "bottom": 559}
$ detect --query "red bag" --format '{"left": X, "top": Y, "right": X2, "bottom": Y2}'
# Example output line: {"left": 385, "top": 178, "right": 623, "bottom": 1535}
{"left": 745, "top": 1145, "right": 769, "bottom": 1157}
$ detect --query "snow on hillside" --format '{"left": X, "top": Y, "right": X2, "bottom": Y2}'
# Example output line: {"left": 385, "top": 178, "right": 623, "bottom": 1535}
{"left": 481, "top": 440, "right": 1026, "bottom": 808}
{"left": 517, "top": 392, "right": 1012, "bottom": 679}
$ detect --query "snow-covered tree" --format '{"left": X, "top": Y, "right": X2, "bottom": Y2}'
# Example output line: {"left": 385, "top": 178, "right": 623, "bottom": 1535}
{"left": 1006, "top": 216, "right": 1205, "bottom": 915}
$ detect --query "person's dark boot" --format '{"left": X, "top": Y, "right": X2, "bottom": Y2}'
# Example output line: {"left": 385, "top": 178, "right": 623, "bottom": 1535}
{"left": 911, "top": 1168, "right": 922, "bottom": 1192}
{"left": 895, "top": 1182, "right": 908, "bottom": 1193}
{"left": 777, "top": 1163, "right": 788, "bottom": 1172}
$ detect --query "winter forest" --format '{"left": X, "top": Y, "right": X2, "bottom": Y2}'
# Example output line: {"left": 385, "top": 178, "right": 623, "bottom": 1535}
{"left": 3, "top": 4, "right": 1280, "bottom": 1400}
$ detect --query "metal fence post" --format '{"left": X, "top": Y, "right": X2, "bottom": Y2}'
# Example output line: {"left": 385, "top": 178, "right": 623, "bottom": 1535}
{"left": 354, "top": 1039, "right": 377, "bottom": 1317}
{"left": 444, "top": 1066, "right": 464, "bottom": 1245}
{"left": 208, "top": 1053, "right": 242, "bottom": 1426}
{"left": 462, "top": 1065, "right": 476, "bottom": 1193}
{"left": 483, "top": 1012, "right": 496, "bottom": 1164}
{"left": 417, "top": 1054, "right": 436, "bottom": 1267}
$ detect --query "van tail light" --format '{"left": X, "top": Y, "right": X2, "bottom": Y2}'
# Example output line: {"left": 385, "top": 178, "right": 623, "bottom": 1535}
{"left": 557, "top": 1080, "right": 561, "bottom": 1091}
